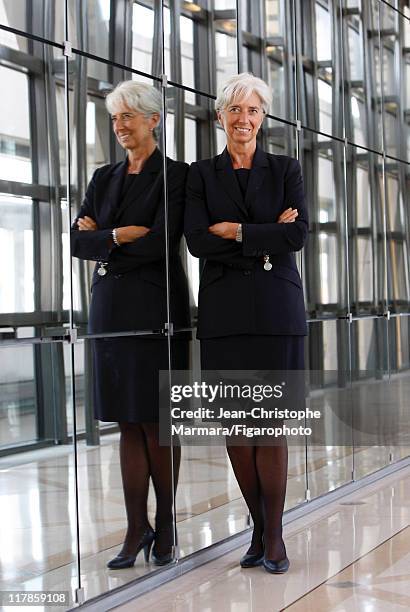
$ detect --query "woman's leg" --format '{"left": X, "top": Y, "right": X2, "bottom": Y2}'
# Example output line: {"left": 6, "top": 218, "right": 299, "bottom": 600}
{"left": 226, "top": 444, "right": 264, "bottom": 554}
{"left": 117, "top": 421, "right": 151, "bottom": 555}
{"left": 255, "top": 436, "right": 288, "bottom": 560}
{"left": 142, "top": 423, "right": 180, "bottom": 555}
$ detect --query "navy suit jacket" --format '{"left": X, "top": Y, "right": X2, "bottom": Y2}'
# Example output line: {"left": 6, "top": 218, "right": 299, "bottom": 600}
{"left": 71, "top": 148, "right": 190, "bottom": 334}
{"left": 184, "top": 145, "right": 308, "bottom": 339}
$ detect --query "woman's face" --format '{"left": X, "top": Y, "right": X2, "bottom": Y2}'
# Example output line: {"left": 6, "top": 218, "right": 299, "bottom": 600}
{"left": 217, "top": 91, "right": 265, "bottom": 146}
{"left": 110, "top": 103, "right": 159, "bottom": 150}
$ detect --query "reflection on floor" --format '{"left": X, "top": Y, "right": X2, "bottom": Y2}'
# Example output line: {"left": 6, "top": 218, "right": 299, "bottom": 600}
{"left": 115, "top": 465, "right": 410, "bottom": 612}
{"left": 1, "top": 430, "right": 408, "bottom": 607}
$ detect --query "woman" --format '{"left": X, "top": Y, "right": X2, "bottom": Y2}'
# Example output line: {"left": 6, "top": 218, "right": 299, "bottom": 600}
{"left": 71, "top": 80, "right": 190, "bottom": 569}
{"left": 184, "top": 73, "right": 308, "bottom": 574}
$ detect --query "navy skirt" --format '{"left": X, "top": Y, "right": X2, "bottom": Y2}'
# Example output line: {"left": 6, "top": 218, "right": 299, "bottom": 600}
{"left": 201, "top": 335, "right": 305, "bottom": 425}
{"left": 93, "top": 337, "right": 189, "bottom": 423}
{"left": 200, "top": 335, "right": 305, "bottom": 370}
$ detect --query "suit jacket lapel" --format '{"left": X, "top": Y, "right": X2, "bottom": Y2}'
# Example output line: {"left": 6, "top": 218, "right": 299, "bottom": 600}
{"left": 244, "top": 144, "right": 269, "bottom": 210}
{"left": 113, "top": 148, "right": 163, "bottom": 221}
{"left": 104, "top": 160, "right": 127, "bottom": 221}
{"left": 216, "top": 148, "right": 249, "bottom": 217}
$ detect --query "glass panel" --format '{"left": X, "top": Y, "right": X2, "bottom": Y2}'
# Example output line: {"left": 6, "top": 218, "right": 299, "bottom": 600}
{"left": 264, "top": 1, "right": 296, "bottom": 122}
{"left": 0, "top": 0, "right": 27, "bottom": 50}
{"left": 70, "top": 70, "right": 176, "bottom": 600}
{"left": 265, "top": 0, "right": 281, "bottom": 37}
{"left": 214, "top": 0, "right": 238, "bottom": 94}
{"left": 162, "top": 5, "right": 196, "bottom": 104}
{"left": 67, "top": 0, "right": 111, "bottom": 75}
{"left": 215, "top": 30, "right": 238, "bottom": 92}
{"left": 0, "top": 195, "right": 34, "bottom": 313}
{"left": 306, "top": 319, "right": 353, "bottom": 499}
{"left": 351, "top": 317, "right": 391, "bottom": 479}
{"left": 297, "top": 1, "right": 344, "bottom": 137}
{"left": 0, "top": 48, "right": 76, "bottom": 612}
{"left": 0, "top": 65, "right": 32, "bottom": 183}
{"left": 385, "top": 164, "right": 410, "bottom": 312}
{"left": 388, "top": 315, "right": 410, "bottom": 462}
{"left": 264, "top": 117, "right": 297, "bottom": 155}
{"left": 0, "top": 0, "right": 63, "bottom": 46}
{"left": 347, "top": 15, "right": 364, "bottom": 82}
{"left": 304, "top": 137, "right": 348, "bottom": 316}
{"left": 132, "top": 2, "right": 155, "bottom": 77}
{"left": 0, "top": 344, "right": 36, "bottom": 446}
{"left": 380, "top": 2, "right": 400, "bottom": 158}
{"left": 316, "top": 4, "right": 332, "bottom": 61}
{"left": 0, "top": 340, "right": 79, "bottom": 608}
{"left": 0, "top": 39, "right": 70, "bottom": 339}
{"left": 346, "top": 149, "right": 380, "bottom": 315}
{"left": 73, "top": 336, "right": 175, "bottom": 600}
{"left": 368, "top": 0, "right": 383, "bottom": 152}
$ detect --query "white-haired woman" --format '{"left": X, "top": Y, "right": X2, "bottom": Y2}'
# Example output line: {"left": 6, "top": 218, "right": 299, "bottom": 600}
{"left": 184, "top": 73, "right": 308, "bottom": 574}
{"left": 71, "top": 80, "right": 190, "bottom": 569}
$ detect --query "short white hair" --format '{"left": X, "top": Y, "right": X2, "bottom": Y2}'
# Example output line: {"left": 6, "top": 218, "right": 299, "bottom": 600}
{"left": 105, "top": 80, "right": 162, "bottom": 140}
{"left": 215, "top": 72, "right": 272, "bottom": 114}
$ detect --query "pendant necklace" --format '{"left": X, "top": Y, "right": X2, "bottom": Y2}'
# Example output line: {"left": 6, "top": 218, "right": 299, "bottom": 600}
{"left": 263, "top": 255, "right": 272, "bottom": 271}
{"left": 97, "top": 262, "right": 108, "bottom": 276}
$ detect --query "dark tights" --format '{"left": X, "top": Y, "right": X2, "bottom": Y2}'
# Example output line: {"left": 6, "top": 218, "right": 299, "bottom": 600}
{"left": 118, "top": 422, "right": 180, "bottom": 556}
{"left": 227, "top": 436, "right": 288, "bottom": 560}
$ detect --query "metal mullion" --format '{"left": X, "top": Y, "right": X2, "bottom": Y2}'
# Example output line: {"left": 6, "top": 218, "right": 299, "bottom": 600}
{"left": 0, "top": 45, "right": 44, "bottom": 73}
{"left": 170, "top": 0, "right": 185, "bottom": 160}
{"left": 0, "top": 180, "right": 49, "bottom": 200}
{"left": 28, "top": 5, "right": 69, "bottom": 450}
{"left": 376, "top": 2, "right": 392, "bottom": 382}
{"left": 236, "top": 0, "right": 243, "bottom": 73}
{"left": 337, "top": 1, "right": 352, "bottom": 393}
{"left": 193, "top": 0, "right": 216, "bottom": 159}
{"left": 281, "top": 0, "right": 295, "bottom": 129}
{"left": 152, "top": 0, "right": 164, "bottom": 77}
{"left": 378, "top": 4, "right": 391, "bottom": 312}
{"left": 63, "top": 0, "right": 83, "bottom": 602}
{"left": 310, "top": 0, "right": 320, "bottom": 134}
{"left": 158, "top": 0, "right": 178, "bottom": 564}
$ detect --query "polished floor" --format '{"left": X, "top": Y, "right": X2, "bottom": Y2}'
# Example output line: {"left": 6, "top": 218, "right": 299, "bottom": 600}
{"left": 1, "top": 431, "right": 410, "bottom": 610}
{"left": 114, "top": 465, "right": 410, "bottom": 611}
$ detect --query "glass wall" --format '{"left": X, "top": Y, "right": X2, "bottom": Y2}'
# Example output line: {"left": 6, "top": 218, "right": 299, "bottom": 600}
{"left": 0, "top": 0, "right": 409, "bottom": 608}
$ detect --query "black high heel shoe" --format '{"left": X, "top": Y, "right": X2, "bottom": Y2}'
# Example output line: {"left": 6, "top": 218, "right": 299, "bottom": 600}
{"left": 263, "top": 556, "right": 290, "bottom": 574}
{"left": 107, "top": 526, "right": 155, "bottom": 569}
{"left": 240, "top": 532, "right": 264, "bottom": 568}
{"left": 263, "top": 537, "right": 289, "bottom": 574}
{"left": 240, "top": 550, "right": 264, "bottom": 568}
{"left": 151, "top": 524, "right": 176, "bottom": 566}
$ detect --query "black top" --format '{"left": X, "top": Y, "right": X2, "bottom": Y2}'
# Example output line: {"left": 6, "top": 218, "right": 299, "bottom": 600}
{"left": 121, "top": 172, "right": 141, "bottom": 200}
{"left": 234, "top": 168, "right": 250, "bottom": 200}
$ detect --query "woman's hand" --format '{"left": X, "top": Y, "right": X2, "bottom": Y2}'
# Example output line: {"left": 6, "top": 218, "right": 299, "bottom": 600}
{"left": 115, "top": 225, "right": 150, "bottom": 245}
{"left": 77, "top": 216, "right": 98, "bottom": 231}
{"left": 277, "top": 208, "right": 298, "bottom": 223}
{"left": 208, "top": 222, "right": 239, "bottom": 240}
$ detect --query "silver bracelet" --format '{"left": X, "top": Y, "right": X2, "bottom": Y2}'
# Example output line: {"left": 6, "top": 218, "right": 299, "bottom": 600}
{"left": 112, "top": 228, "right": 120, "bottom": 247}
{"left": 235, "top": 223, "right": 243, "bottom": 243}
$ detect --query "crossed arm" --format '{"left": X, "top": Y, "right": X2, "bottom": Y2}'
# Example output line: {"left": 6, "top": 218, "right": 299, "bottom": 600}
{"left": 76, "top": 215, "right": 150, "bottom": 243}
{"left": 207, "top": 207, "right": 298, "bottom": 240}
{"left": 71, "top": 165, "right": 187, "bottom": 268}
{"left": 184, "top": 158, "right": 308, "bottom": 263}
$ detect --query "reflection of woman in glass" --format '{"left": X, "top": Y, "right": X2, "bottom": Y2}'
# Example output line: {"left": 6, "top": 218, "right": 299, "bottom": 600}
{"left": 71, "top": 81, "right": 189, "bottom": 569}
{"left": 184, "top": 73, "right": 308, "bottom": 574}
